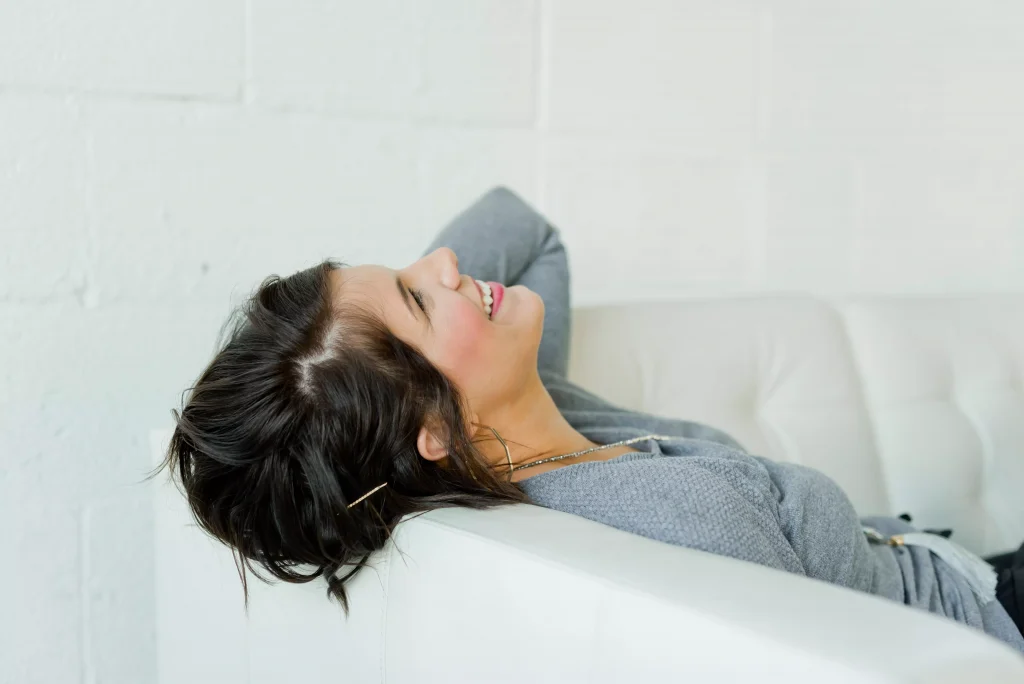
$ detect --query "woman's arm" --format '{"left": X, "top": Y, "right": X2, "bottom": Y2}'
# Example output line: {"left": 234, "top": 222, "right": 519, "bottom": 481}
{"left": 421, "top": 187, "right": 571, "bottom": 378}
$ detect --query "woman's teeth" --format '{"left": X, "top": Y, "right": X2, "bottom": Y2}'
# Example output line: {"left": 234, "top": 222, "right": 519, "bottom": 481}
{"left": 474, "top": 279, "right": 494, "bottom": 319}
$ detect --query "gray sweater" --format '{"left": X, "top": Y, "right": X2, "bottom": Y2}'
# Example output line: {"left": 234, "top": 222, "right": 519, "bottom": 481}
{"left": 423, "top": 187, "right": 1024, "bottom": 656}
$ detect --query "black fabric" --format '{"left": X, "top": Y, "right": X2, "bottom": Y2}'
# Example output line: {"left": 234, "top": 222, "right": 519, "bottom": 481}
{"left": 985, "top": 542, "right": 1024, "bottom": 638}
{"left": 896, "top": 511, "right": 952, "bottom": 538}
{"left": 898, "top": 512, "right": 1023, "bottom": 637}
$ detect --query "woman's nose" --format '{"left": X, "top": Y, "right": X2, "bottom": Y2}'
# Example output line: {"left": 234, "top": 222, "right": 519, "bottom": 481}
{"left": 435, "top": 246, "right": 458, "bottom": 269}
{"left": 432, "top": 247, "right": 461, "bottom": 288}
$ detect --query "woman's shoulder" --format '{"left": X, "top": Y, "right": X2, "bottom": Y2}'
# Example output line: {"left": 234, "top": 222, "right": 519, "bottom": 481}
{"left": 516, "top": 442, "right": 807, "bottom": 575}
{"left": 518, "top": 439, "right": 778, "bottom": 510}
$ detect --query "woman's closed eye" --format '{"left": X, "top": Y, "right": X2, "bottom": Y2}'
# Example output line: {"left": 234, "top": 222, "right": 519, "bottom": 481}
{"left": 409, "top": 285, "right": 433, "bottom": 325}
{"left": 397, "top": 275, "right": 431, "bottom": 325}
{"left": 410, "top": 288, "right": 427, "bottom": 313}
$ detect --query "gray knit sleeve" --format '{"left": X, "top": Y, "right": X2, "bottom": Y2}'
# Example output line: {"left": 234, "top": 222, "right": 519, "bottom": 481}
{"left": 422, "top": 187, "right": 571, "bottom": 378}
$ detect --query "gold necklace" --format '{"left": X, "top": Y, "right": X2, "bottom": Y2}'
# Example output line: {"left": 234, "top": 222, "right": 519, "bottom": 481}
{"left": 491, "top": 427, "right": 679, "bottom": 473}
{"left": 347, "top": 429, "right": 681, "bottom": 508}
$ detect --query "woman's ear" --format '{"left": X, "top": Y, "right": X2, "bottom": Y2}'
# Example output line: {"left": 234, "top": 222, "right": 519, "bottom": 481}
{"left": 416, "top": 408, "right": 480, "bottom": 463}
{"left": 416, "top": 422, "right": 449, "bottom": 462}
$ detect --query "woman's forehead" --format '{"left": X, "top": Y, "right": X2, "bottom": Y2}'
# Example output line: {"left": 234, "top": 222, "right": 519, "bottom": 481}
{"left": 331, "top": 264, "right": 383, "bottom": 294}
{"left": 328, "top": 264, "right": 396, "bottom": 316}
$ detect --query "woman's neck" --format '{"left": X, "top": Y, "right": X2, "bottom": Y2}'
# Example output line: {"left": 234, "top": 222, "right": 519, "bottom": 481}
{"left": 474, "top": 374, "right": 608, "bottom": 482}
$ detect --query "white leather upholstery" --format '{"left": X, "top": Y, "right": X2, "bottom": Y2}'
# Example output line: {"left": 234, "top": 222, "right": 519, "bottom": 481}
{"left": 839, "top": 296, "right": 1024, "bottom": 555}
{"left": 153, "top": 296, "right": 1024, "bottom": 683}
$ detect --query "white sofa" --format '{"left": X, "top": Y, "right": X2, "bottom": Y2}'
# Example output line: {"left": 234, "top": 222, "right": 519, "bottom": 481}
{"left": 152, "top": 295, "right": 1024, "bottom": 683}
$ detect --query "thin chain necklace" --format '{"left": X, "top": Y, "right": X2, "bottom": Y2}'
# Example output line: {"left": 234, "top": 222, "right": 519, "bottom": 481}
{"left": 501, "top": 432, "right": 680, "bottom": 472}
{"left": 346, "top": 430, "right": 682, "bottom": 509}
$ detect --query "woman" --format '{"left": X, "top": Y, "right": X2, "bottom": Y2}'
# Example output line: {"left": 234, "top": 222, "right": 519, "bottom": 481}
{"left": 162, "top": 187, "right": 1024, "bottom": 655}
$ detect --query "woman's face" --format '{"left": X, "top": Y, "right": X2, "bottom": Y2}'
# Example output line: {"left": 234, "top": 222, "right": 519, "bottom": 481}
{"left": 329, "top": 247, "right": 545, "bottom": 426}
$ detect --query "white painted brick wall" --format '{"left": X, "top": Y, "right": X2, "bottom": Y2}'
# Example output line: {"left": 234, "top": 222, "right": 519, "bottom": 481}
{"left": 2, "top": 1, "right": 1023, "bottom": 682}
{"left": 0, "top": 1, "right": 244, "bottom": 98}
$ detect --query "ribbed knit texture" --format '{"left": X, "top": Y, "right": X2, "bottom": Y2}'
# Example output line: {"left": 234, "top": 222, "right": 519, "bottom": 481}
{"left": 426, "top": 186, "right": 1024, "bottom": 656}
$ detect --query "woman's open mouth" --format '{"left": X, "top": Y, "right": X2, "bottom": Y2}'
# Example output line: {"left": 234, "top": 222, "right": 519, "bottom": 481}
{"left": 473, "top": 279, "right": 504, "bottom": 320}
{"left": 486, "top": 282, "right": 504, "bottom": 318}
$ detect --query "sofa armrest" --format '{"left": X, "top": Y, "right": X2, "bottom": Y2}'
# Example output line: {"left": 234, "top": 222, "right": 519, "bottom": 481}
{"left": 381, "top": 505, "right": 1024, "bottom": 682}
{"left": 152, "top": 428, "right": 1024, "bottom": 682}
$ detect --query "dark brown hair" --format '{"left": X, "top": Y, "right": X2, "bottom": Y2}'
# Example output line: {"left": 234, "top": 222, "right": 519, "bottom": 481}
{"left": 156, "top": 258, "right": 530, "bottom": 615}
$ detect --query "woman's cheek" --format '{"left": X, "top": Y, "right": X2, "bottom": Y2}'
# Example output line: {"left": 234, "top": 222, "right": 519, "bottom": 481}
{"left": 437, "top": 309, "right": 490, "bottom": 378}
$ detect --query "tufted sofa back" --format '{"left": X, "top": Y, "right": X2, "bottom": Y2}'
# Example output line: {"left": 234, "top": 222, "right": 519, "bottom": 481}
{"left": 568, "top": 295, "right": 1024, "bottom": 556}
